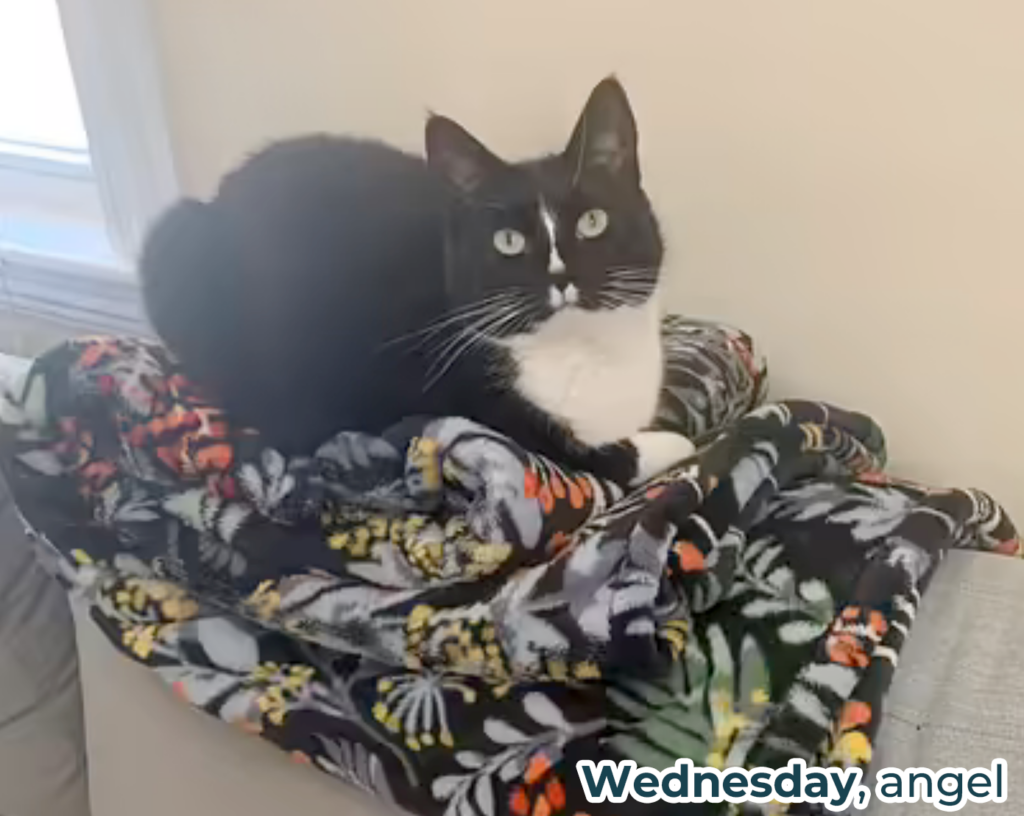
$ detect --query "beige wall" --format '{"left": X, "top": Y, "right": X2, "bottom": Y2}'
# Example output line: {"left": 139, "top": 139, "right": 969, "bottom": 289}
{"left": 151, "top": 0, "right": 1024, "bottom": 521}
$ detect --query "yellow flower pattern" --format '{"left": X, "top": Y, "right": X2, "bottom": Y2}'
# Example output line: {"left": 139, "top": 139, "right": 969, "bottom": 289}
{"left": 113, "top": 578, "right": 199, "bottom": 623}
{"left": 244, "top": 580, "right": 282, "bottom": 620}
{"left": 403, "top": 603, "right": 603, "bottom": 693}
{"left": 323, "top": 509, "right": 513, "bottom": 580}
{"left": 658, "top": 618, "right": 689, "bottom": 660}
{"left": 706, "top": 690, "right": 755, "bottom": 770}
{"left": 246, "top": 662, "right": 315, "bottom": 727}
{"left": 121, "top": 622, "right": 178, "bottom": 659}
{"left": 408, "top": 436, "right": 441, "bottom": 491}
{"left": 371, "top": 672, "right": 479, "bottom": 750}
{"left": 831, "top": 731, "right": 873, "bottom": 765}
{"left": 404, "top": 605, "right": 511, "bottom": 683}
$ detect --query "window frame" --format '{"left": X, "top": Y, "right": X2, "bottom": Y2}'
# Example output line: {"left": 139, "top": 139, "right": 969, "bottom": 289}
{"left": 56, "top": 0, "right": 180, "bottom": 260}
{"left": 0, "top": 140, "right": 92, "bottom": 181}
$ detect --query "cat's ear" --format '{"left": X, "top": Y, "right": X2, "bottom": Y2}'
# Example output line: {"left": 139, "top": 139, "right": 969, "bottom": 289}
{"left": 565, "top": 76, "right": 640, "bottom": 187}
{"left": 426, "top": 115, "right": 503, "bottom": 197}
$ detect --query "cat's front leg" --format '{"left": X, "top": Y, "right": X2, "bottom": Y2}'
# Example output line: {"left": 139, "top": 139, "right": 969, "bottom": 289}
{"left": 625, "top": 430, "right": 695, "bottom": 485}
{"left": 475, "top": 391, "right": 694, "bottom": 488}
{"left": 535, "top": 429, "right": 695, "bottom": 488}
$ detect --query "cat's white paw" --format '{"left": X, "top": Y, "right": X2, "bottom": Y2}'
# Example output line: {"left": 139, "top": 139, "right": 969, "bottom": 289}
{"left": 630, "top": 431, "right": 695, "bottom": 485}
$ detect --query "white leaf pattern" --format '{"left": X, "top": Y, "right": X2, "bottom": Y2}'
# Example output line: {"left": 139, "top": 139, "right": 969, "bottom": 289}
{"left": 482, "top": 718, "right": 529, "bottom": 745}
{"left": 778, "top": 619, "right": 829, "bottom": 644}
{"left": 194, "top": 617, "right": 260, "bottom": 672}
{"left": 523, "top": 692, "right": 569, "bottom": 731}
{"left": 473, "top": 775, "right": 495, "bottom": 816}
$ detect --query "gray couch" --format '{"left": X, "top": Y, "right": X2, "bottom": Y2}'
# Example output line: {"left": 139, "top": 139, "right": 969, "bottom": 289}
{"left": 0, "top": 473, "right": 88, "bottom": 816}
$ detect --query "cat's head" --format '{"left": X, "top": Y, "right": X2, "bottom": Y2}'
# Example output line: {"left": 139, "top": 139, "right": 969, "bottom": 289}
{"left": 425, "top": 77, "right": 662, "bottom": 334}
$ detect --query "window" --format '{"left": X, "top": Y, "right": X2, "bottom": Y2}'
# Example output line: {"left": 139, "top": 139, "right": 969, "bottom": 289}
{"left": 0, "top": 0, "right": 89, "bottom": 167}
{"left": 0, "top": 0, "right": 108, "bottom": 279}
{"left": 0, "top": 0, "right": 178, "bottom": 335}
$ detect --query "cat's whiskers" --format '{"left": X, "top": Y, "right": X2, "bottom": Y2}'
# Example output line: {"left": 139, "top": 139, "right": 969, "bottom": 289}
{"left": 604, "top": 273, "right": 655, "bottom": 286}
{"left": 503, "top": 307, "right": 540, "bottom": 338}
{"left": 606, "top": 276, "right": 656, "bottom": 285}
{"left": 603, "top": 280, "right": 656, "bottom": 293}
{"left": 599, "top": 283, "right": 654, "bottom": 308}
{"left": 605, "top": 270, "right": 657, "bottom": 285}
{"left": 598, "top": 293, "right": 635, "bottom": 308}
{"left": 423, "top": 296, "right": 536, "bottom": 391}
{"left": 414, "top": 304, "right": 513, "bottom": 349}
{"left": 423, "top": 298, "right": 529, "bottom": 390}
{"left": 603, "top": 292, "right": 654, "bottom": 303}
{"left": 607, "top": 270, "right": 656, "bottom": 276}
{"left": 382, "top": 292, "right": 518, "bottom": 349}
{"left": 428, "top": 301, "right": 519, "bottom": 363}
{"left": 605, "top": 278, "right": 656, "bottom": 289}
{"left": 484, "top": 303, "right": 535, "bottom": 339}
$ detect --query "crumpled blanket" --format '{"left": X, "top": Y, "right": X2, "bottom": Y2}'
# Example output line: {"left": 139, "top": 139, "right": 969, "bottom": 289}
{"left": 0, "top": 318, "right": 1017, "bottom": 816}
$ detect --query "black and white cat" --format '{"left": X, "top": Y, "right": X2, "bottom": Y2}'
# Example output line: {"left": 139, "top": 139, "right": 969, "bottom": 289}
{"left": 140, "top": 77, "right": 693, "bottom": 486}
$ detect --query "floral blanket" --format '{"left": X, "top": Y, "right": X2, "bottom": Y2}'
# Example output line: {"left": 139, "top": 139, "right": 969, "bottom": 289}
{"left": 0, "top": 319, "right": 1017, "bottom": 816}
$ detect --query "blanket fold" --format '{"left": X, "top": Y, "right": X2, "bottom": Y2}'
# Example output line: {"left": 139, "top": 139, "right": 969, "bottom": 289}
{"left": 0, "top": 319, "right": 1016, "bottom": 816}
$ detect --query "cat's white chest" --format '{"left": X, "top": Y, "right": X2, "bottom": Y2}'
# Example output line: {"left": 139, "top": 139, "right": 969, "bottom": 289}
{"left": 500, "top": 299, "right": 663, "bottom": 447}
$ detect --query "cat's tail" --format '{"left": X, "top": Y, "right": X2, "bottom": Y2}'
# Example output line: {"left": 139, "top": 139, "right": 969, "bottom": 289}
{"left": 138, "top": 198, "right": 240, "bottom": 388}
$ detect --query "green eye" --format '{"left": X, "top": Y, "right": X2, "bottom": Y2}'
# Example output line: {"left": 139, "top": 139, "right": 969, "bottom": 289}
{"left": 576, "top": 208, "right": 609, "bottom": 239}
{"left": 493, "top": 228, "right": 527, "bottom": 256}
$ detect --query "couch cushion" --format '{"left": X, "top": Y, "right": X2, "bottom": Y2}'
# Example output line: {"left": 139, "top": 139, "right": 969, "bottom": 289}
{"left": 0, "top": 473, "right": 89, "bottom": 816}
{"left": 866, "top": 550, "right": 1024, "bottom": 813}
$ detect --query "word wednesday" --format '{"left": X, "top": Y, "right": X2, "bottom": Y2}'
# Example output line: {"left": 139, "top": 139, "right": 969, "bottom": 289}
{"left": 576, "top": 758, "right": 1008, "bottom": 812}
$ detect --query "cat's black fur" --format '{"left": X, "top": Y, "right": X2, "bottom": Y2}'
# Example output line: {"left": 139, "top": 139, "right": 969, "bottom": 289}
{"left": 140, "top": 78, "right": 678, "bottom": 485}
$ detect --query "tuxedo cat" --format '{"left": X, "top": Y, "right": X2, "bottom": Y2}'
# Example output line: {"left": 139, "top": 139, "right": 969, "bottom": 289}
{"left": 140, "top": 77, "right": 693, "bottom": 486}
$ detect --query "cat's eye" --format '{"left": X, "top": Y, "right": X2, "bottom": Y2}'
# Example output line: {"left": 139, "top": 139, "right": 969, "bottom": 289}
{"left": 493, "top": 228, "right": 527, "bottom": 257}
{"left": 576, "top": 208, "right": 609, "bottom": 239}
